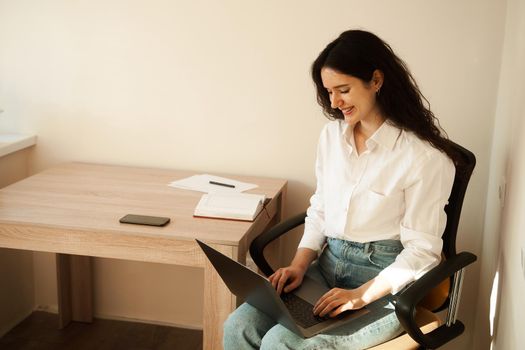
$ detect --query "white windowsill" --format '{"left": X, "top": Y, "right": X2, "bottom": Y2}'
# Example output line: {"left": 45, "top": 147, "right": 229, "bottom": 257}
{"left": 0, "top": 134, "right": 37, "bottom": 158}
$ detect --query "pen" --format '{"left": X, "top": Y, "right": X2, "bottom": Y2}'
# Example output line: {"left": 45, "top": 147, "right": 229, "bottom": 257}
{"left": 209, "top": 180, "right": 236, "bottom": 188}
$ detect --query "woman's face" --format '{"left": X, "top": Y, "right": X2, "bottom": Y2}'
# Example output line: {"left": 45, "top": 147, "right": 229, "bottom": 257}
{"left": 320, "top": 67, "right": 383, "bottom": 127}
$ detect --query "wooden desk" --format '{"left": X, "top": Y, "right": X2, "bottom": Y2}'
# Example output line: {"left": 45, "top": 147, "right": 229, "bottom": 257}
{"left": 0, "top": 162, "right": 287, "bottom": 349}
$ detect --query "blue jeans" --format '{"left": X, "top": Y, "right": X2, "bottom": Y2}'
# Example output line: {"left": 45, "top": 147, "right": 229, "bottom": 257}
{"left": 223, "top": 238, "right": 405, "bottom": 350}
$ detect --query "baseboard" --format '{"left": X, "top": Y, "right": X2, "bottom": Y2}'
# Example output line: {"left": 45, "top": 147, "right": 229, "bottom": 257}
{"left": 94, "top": 313, "right": 203, "bottom": 331}
{"left": 35, "top": 304, "right": 58, "bottom": 314}
{"left": 33, "top": 305, "right": 202, "bottom": 331}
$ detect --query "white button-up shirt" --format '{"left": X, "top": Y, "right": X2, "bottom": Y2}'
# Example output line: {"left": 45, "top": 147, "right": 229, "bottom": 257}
{"left": 298, "top": 120, "right": 455, "bottom": 294}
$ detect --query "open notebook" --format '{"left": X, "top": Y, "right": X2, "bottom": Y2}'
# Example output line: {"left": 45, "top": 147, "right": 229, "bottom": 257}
{"left": 194, "top": 192, "right": 266, "bottom": 221}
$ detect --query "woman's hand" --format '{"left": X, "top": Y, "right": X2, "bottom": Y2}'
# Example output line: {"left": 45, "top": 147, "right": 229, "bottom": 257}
{"left": 269, "top": 266, "right": 306, "bottom": 295}
{"left": 313, "top": 276, "right": 393, "bottom": 317}
{"left": 313, "top": 288, "right": 365, "bottom": 317}
{"left": 268, "top": 247, "right": 318, "bottom": 295}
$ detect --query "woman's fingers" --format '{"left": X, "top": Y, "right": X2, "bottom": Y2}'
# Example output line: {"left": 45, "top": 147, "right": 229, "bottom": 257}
{"left": 269, "top": 268, "right": 289, "bottom": 295}
{"left": 276, "top": 270, "right": 291, "bottom": 295}
{"left": 269, "top": 270, "right": 282, "bottom": 290}
{"left": 329, "top": 305, "right": 345, "bottom": 317}
{"left": 269, "top": 267, "right": 304, "bottom": 294}
{"left": 283, "top": 279, "right": 300, "bottom": 293}
{"left": 313, "top": 290, "right": 336, "bottom": 315}
{"left": 313, "top": 288, "right": 353, "bottom": 317}
{"left": 317, "top": 299, "right": 343, "bottom": 317}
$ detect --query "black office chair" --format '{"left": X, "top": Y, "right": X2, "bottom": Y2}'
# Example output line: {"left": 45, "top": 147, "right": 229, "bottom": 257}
{"left": 249, "top": 140, "right": 476, "bottom": 349}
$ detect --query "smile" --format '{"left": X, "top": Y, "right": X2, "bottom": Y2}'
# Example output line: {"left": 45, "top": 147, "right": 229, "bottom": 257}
{"left": 341, "top": 107, "right": 355, "bottom": 116}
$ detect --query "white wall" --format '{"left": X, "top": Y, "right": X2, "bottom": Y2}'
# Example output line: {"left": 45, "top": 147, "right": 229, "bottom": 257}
{"left": 474, "top": 0, "right": 525, "bottom": 348}
{"left": 0, "top": 0, "right": 509, "bottom": 347}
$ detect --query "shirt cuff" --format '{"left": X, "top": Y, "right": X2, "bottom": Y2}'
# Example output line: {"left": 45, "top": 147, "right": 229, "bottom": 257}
{"left": 377, "top": 258, "right": 417, "bottom": 294}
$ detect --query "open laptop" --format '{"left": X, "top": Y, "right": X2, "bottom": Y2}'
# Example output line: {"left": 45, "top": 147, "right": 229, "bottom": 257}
{"left": 196, "top": 239, "right": 369, "bottom": 338}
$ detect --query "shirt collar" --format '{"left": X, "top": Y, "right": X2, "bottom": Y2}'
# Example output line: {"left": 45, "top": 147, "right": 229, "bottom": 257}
{"left": 367, "top": 121, "right": 401, "bottom": 151}
{"left": 342, "top": 120, "right": 401, "bottom": 153}
{"left": 341, "top": 121, "right": 355, "bottom": 152}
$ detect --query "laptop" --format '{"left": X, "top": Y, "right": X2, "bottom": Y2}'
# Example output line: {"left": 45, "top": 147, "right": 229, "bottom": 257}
{"left": 196, "top": 239, "right": 369, "bottom": 338}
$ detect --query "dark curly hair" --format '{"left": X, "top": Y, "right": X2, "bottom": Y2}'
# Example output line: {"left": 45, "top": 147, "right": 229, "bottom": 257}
{"left": 311, "top": 30, "right": 462, "bottom": 167}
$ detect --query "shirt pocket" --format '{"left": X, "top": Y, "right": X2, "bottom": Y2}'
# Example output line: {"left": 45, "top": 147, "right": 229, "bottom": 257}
{"left": 366, "top": 184, "right": 404, "bottom": 211}
{"left": 353, "top": 185, "right": 404, "bottom": 229}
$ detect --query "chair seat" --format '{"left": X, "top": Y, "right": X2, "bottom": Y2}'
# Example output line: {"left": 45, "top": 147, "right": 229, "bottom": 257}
{"left": 368, "top": 307, "right": 441, "bottom": 350}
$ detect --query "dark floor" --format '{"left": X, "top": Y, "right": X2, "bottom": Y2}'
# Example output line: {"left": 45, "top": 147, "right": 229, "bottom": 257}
{"left": 0, "top": 312, "right": 203, "bottom": 350}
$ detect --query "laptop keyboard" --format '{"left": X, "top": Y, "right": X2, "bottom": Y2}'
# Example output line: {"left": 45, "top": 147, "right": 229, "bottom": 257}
{"left": 280, "top": 293, "right": 330, "bottom": 328}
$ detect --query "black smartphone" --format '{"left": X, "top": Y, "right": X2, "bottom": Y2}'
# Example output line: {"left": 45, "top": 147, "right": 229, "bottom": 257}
{"left": 119, "top": 214, "right": 170, "bottom": 227}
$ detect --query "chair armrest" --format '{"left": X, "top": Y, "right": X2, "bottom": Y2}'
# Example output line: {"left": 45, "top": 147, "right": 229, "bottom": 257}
{"left": 393, "top": 251, "right": 477, "bottom": 349}
{"left": 249, "top": 211, "right": 307, "bottom": 277}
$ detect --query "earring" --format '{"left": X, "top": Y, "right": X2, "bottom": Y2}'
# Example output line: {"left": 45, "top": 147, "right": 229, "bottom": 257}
{"left": 376, "top": 87, "right": 381, "bottom": 96}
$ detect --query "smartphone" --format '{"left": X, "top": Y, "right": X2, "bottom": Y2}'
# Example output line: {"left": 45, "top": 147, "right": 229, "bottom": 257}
{"left": 119, "top": 214, "right": 170, "bottom": 227}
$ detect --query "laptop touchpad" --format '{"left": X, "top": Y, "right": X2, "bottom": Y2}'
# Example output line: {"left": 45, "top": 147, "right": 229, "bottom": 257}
{"left": 292, "top": 275, "right": 330, "bottom": 304}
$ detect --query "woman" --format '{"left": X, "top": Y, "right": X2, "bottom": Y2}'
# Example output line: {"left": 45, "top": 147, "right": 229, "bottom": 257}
{"left": 224, "top": 29, "right": 458, "bottom": 349}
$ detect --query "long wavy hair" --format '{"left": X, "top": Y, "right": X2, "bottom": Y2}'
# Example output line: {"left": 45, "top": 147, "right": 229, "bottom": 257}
{"left": 311, "top": 30, "right": 462, "bottom": 167}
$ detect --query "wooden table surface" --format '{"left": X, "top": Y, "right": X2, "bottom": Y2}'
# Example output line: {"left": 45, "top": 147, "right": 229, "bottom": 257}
{"left": 0, "top": 162, "right": 288, "bottom": 349}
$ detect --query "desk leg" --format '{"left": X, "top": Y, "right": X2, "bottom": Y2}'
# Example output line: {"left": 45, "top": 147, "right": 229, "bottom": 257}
{"left": 203, "top": 245, "right": 236, "bottom": 350}
{"left": 56, "top": 254, "right": 93, "bottom": 328}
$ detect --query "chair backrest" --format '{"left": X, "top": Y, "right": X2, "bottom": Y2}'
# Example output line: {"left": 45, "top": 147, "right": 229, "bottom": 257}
{"left": 420, "top": 140, "right": 476, "bottom": 311}
{"left": 441, "top": 141, "right": 476, "bottom": 260}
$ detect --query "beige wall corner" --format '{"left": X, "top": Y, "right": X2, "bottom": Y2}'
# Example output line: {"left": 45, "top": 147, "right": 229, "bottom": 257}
{"left": 473, "top": 0, "right": 525, "bottom": 348}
